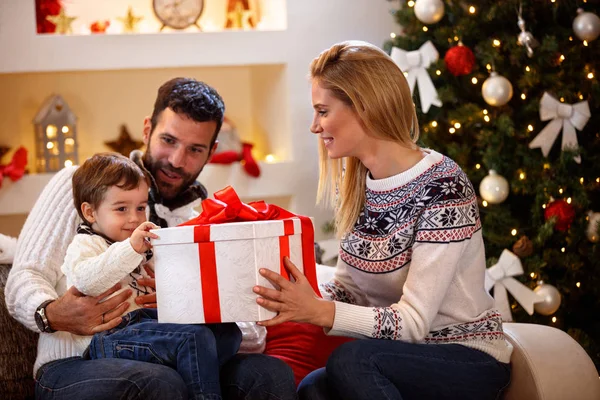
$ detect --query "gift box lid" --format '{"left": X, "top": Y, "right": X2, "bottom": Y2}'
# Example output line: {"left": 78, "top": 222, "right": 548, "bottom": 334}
{"left": 151, "top": 218, "right": 305, "bottom": 246}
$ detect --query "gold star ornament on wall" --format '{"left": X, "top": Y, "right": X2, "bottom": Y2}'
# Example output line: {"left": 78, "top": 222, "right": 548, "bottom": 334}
{"left": 118, "top": 6, "right": 143, "bottom": 33}
{"left": 105, "top": 125, "right": 144, "bottom": 156}
{"left": 46, "top": 8, "right": 77, "bottom": 35}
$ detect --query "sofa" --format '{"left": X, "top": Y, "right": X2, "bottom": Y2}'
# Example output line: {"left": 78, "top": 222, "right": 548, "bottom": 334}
{"left": 2, "top": 262, "right": 599, "bottom": 399}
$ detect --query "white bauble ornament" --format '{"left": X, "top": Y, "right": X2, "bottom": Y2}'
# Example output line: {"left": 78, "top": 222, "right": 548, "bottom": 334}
{"left": 482, "top": 72, "right": 513, "bottom": 107}
{"left": 587, "top": 211, "right": 600, "bottom": 243}
{"left": 479, "top": 170, "right": 509, "bottom": 204}
{"left": 573, "top": 8, "right": 600, "bottom": 42}
{"left": 533, "top": 282, "right": 561, "bottom": 316}
{"left": 414, "top": 0, "right": 445, "bottom": 25}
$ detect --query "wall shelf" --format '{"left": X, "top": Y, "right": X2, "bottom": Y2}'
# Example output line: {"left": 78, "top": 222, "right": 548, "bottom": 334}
{"left": 1, "top": 0, "right": 289, "bottom": 73}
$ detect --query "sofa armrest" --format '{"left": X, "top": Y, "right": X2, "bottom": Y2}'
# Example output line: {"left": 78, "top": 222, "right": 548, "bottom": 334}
{"left": 502, "top": 322, "right": 600, "bottom": 400}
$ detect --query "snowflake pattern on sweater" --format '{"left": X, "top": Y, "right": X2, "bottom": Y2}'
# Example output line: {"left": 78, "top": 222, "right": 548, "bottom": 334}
{"left": 341, "top": 156, "right": 481, "bottom": 274}
{"left": 328, "top": 153, "right": 507, "bottom": 350}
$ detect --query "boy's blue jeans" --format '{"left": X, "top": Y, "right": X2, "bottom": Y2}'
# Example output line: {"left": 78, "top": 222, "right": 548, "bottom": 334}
{"left": 87, "top": 308, "right": 241, "bottom": 400}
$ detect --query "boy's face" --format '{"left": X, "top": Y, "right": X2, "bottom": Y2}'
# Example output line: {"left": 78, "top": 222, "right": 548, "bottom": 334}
{"left": 84, "top": 181, "right": 149, "bottom": 243}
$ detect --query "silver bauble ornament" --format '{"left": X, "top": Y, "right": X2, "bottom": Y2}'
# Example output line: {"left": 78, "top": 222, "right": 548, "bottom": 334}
{"left": 414, "top": 0, "right": 445, "bottom": 25}
{"left": 573, "top": 8, "right": 600, "bottom": 42}
{"left": 482, "top": 72, "right": 513, "bottom": 107}
{"left": 533, "top": 282, "right": 561, "bottom": 316}
{"left": 587, "top": 211, "right": 600, "bottom": 243}
{"left": 517, "top": 15, "right": 539, "bottom": 58}
{"left": 479, "top": 170, "right": 509, "bottom": 204}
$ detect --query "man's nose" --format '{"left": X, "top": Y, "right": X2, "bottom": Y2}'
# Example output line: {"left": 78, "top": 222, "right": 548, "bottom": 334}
{"left": 168, "top": 146, "right": 186, "bottom": 168}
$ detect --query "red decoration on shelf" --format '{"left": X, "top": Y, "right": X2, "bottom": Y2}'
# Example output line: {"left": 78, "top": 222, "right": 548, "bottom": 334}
{"left": 544, "top": 199, "right": 575, "bottom": 232}
{"left": 36, "top": 0, "right": 63, "bottom": 34}
{"left": 210, "top": 143, "right": 261, "bottom": 178}
{"left": 240, "top": 143, "right": 260, "bottom": 177}
{"left": 90, "top": 20, "right": 110, "bottom": 33}
{"left": 444, "top": 44, "right": 475, "bottom": 76}
{"left": 0, "top": 147, "right": 28, "bottom": 189}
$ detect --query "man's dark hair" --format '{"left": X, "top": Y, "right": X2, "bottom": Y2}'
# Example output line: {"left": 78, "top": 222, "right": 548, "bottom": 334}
{"left": 150, "top": 77, "right": 225, "bottom": 147}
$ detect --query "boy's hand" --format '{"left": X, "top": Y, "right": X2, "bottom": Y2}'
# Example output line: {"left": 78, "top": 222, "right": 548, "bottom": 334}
{"left": 130, "top": 222, "right": 159, "bottom": 254}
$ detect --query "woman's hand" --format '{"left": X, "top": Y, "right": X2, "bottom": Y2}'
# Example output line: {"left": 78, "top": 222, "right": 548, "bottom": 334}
{"left": 135, "top": 264, "right": 157, "bottom": 308}
{"left": 45, "top": 283, "right": 131, "bottom": 335}
{"left": 254, "top": 257, "right": 335, "bottom": 328}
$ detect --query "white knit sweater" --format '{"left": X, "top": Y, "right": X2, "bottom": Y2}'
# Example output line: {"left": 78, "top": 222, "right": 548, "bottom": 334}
{"left": 5, "top": 166, "right": 265, "bottom": 376}
{"left": 321, "top": 150, "right": 513, "bottom": 363}
{"left": 61, "top": 234, "right": 152, "bottom": 356}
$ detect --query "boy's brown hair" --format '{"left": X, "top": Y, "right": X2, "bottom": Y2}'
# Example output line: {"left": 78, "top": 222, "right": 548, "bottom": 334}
{"left": 73, "top": 152, "right": 151, "bottom": 223}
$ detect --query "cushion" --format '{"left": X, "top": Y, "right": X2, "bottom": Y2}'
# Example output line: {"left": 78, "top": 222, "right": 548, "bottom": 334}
{"left": 0, "top": 264, "right": 38, "bottom": 399}
{"left": 264, "top": 322, "right": 353, "bottom": 386}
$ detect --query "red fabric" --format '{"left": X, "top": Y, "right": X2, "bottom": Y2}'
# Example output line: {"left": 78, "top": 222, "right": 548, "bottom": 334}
{"left": 265, "top": 322, "right": 354, "bottom": 386}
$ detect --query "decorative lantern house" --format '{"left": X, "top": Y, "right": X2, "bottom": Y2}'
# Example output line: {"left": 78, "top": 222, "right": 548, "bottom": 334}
{"left": 33, "top": 94, "right": 78, "bottom": 172}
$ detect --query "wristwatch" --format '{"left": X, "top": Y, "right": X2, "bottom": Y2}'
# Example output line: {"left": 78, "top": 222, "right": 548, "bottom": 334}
{"left": 35, "top": 299, "right": 56, "bottom": 333}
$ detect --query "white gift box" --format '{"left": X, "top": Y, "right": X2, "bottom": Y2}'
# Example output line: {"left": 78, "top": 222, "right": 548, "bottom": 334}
{"left": 151, "top": 217, "right": 316, "bottom": 324}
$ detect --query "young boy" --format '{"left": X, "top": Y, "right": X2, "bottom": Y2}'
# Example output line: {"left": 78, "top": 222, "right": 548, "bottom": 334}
{"left": 61, "top": 152, "right": 241, "bottom": 400}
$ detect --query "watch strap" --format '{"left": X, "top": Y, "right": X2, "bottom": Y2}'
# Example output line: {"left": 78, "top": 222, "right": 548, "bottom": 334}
{"left": 36, "top": 299, "right": 55, "bottom": 333}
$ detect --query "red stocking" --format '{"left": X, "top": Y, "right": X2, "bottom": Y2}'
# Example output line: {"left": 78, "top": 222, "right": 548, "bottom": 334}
{"left": 241, "top": 143, "right": 260, "bottom": 177}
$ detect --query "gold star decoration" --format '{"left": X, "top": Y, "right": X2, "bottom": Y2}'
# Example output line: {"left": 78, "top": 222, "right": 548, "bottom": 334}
{"left": 227, "top": 1, "right": 254, "bottom": 29}
{"left": 46, "top": 8, "right": 77, "bottom": 35}
{"left": 118, "top": 6, "right": 143, "bottom": 33}
{"left": 105, "top": 125, "right": 144, "bottom": 157}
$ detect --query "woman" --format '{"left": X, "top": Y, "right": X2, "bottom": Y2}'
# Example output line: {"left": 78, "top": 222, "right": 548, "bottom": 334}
{"left": 253, "top": 41, "right": 512, "bottom": 400}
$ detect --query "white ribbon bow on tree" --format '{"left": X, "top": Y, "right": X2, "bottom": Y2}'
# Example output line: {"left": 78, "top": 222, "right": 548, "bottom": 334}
{"left": 528, "top": 92, "right": 590, "bottom": 164}
{"left": 484, "top": 249, "right": 544, "bottom": 321}
{"left": 391, "top": 41, "right": 442, "bottom": 113}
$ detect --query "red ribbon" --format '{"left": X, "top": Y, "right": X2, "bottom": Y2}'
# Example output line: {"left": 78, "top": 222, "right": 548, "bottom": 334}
{"left": 180, "top": 186, "right": 320, "bottom": 322}
{"left": 0, "top": 147, "right": 28, "bottom": 189}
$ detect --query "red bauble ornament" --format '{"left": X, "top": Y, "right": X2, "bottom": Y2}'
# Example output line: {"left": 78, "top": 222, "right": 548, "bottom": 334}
{"left": 444, "top": 44, "right": 476, "bottom": 76}
{"left": 544, "top": 199, "right": 575, "bottom": 232}
{"left": 36, "top": 0, "right": 62, "bottom": 34}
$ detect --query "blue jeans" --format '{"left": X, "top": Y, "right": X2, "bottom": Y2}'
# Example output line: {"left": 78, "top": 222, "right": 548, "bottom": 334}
{"left": 36, "top": 354, "right": 297, "bottom": 400}
{"left": 297, "top": 340, "right": 511, "bottom": 400}
{"left": 85, "top": 308, "right": 241, "bottom": 399}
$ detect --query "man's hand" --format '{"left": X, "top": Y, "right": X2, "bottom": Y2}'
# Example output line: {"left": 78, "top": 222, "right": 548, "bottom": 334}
{"left": 130, "top": 222, "right": 159, "bottom": 254}
{"left": 135, "top": 264, "right": 157, "bottom": 308}
{"left": 45, "top": 284, "right": 132, "bottom": 335}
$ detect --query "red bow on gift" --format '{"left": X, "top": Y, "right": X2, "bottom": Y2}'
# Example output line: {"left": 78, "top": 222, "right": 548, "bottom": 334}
{"left": 0, "top": 147, "right": 28, "bottom": 189}
{"left": 180, "top": 186, "right": 320, "bottom": 296}
{"left": 181, "top": 186, "right": 292, "bottom": 225}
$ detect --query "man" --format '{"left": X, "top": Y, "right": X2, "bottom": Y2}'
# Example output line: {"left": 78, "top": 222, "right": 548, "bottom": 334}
{"left": 5, "top": 78, "right": 297, "bottom": 400}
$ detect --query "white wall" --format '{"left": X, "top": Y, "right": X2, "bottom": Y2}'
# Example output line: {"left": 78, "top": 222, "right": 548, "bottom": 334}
{"left": 0, "top": 0, "right": 398, "bottom": 239}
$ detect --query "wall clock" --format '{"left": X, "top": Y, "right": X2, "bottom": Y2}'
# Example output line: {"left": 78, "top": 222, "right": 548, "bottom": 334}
{"left": 153, "top": 0, "right": 204, "bottom": 31}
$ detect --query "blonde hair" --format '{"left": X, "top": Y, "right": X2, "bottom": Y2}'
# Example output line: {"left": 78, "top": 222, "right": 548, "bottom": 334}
{"left": 310, "top": 41, "right": 419, "bottom": 236}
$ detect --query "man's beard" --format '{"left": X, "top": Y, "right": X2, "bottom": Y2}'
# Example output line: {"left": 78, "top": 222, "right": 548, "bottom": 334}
{"left": 143, "top": 151, "right": 201, "bottom": 201}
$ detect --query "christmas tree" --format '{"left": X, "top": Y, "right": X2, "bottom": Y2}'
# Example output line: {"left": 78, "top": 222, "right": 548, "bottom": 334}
{"left": 383, "top": 0, "right": 600, "bottom": 370}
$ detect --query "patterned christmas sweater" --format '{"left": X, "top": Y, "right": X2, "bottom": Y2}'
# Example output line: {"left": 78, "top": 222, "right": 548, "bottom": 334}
{"left": 321, "top": 149, "right": 513, "bottom": 363}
